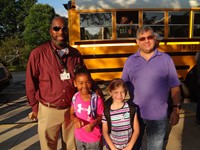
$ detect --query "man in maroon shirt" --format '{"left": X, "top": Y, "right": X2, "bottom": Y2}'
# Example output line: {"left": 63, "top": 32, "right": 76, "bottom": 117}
{"left": 26, "top": 17, "right": 102, "bottom": 150}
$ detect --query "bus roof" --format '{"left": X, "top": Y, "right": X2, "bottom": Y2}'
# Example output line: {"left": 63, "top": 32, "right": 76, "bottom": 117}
{"left": 73, "top": 0, "right": 200, "bottom": 10}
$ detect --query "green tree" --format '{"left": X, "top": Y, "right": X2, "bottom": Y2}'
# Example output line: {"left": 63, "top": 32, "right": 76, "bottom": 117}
{"left": 0, "top": 0, "right": 37, "bottom": 40}
{"left": 0, "top": 35, "right": 23, "bottom": 64}
{"left": 23, "top": 4, "right": 56, "bottom": 56}
{"left": 0, "top": 0, "right": 37, "bottom": 65}
{"left": 16, "top": 0, "right": 38, "bottom": 37}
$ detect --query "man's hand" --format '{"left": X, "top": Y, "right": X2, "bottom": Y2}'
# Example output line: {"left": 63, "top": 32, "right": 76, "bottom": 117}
{"left": 170, "top": 108, "right": 180, "bottom": 126}
{"left": 28, "top": 111, "right": 38, "bottom": 121}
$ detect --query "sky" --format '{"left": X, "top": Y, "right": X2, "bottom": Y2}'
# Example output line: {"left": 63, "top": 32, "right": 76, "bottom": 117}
{"left": 37, "top": 0, "right": 68, "bottom": 17}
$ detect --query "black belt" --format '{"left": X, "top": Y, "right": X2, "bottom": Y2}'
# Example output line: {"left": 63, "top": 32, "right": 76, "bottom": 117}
{"left": 40, "top": 101, "right": 70, "bottom": 110}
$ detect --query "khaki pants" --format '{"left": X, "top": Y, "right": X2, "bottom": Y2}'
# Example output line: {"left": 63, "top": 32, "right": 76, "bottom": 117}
{"left": 38, "top": 103, "right": 76, "bottom": 150}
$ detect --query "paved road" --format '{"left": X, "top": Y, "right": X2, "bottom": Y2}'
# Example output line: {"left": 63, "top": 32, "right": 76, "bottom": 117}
{"left": 0, "top": 72, "right": 200, "bottom": 150}
{"left": 0, "top": 71, "right": 41, "bottom": 150}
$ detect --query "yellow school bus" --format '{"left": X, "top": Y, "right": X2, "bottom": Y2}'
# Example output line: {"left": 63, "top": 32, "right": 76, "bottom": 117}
{"left": 64, "top": 0, "right": 200, "bottom": 81}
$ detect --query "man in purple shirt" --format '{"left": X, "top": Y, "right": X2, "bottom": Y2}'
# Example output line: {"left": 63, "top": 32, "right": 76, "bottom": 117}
{"left": 26, "top": 17, "right": 102, "bottom": 150}
{"left": 122, "top": 26, "right": 181, "bottom": 150}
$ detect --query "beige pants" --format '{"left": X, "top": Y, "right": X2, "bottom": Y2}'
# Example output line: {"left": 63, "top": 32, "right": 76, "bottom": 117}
{"left": 38, "top": 103, "right": 76, "bottom": 150}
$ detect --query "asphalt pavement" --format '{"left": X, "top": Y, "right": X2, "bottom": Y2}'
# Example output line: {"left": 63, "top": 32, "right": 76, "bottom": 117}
{"left": 0, "top": 72, "right": 200, "bottom": 150}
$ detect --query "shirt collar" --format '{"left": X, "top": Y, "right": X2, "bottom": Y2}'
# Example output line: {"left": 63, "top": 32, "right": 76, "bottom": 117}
{"left": 50, "top": 41, "right": 69, "bottom": 57}
{"left": 134, "top": 49, "right": 162, "bottom": 58}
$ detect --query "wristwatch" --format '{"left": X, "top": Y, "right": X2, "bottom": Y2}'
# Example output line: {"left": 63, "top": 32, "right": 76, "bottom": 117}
{"left": 173, "top": 104, "right": 181, "bottom": 109}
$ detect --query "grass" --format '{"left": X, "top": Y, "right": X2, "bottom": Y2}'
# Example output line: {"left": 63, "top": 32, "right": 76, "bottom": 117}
{"left": 8, "top": 65, "right": 26, "bottom": 72}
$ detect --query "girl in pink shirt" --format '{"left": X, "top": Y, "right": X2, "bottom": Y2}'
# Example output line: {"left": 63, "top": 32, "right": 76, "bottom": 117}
{"left": 70, "top": 65, "right": 104, "bottom": 150}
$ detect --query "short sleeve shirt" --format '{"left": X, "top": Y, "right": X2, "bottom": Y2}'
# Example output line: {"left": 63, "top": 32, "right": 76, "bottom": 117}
{"left": 122, "top": 50, "right": 180, "bottom": 120}
{"left": 72, "top": 92, "right": 104, "bottom": 142}
{"left": 102, "top": 102, "right": 132, "bottom": 149}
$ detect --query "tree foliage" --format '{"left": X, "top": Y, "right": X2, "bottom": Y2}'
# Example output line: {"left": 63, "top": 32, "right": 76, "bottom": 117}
{"left": 0, "top": 0, "right": 37, "bottom": 40}
{"left": 0, "top": 0, "right": 37, "bottom": 64}
{"left": 0, "top": 35, "right": 23, "bottom": 63}
{"left": 23, "top": 4, "right": 56, "bottom": 54}
{"left": 0, "top": 1, "right": 62, "bottom": 65}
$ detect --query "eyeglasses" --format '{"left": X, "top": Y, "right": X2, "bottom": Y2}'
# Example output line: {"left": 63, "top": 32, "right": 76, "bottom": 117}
{"left": 52, "top": 26, "right": 68, "bottom": 32}
{"left": 138, "top": 35, "right": 155, "bottom": 42}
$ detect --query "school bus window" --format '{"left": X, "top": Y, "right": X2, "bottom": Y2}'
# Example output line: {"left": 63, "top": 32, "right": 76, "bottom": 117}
{"left": 116, "top": 11, "right": 138, "bottom": 38}
{"left": 168, "top": 11, "right": 189, "bottom": 38}
{"left": 193, "top": 12, "right": 200, "bottom": 37}
{"left": 80, "top": 12, "right": 112, "bottom": 40}
{"left": 143, "top": 11, "right": 164, "bottom": 37}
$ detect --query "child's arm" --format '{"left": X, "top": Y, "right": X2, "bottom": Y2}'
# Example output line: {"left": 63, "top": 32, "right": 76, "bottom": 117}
{"left": 70, "top": 106, "right": 84, "bottom": 128}
{"left": 84, "top": 96, "right": 104, "bottom": 132}
{"left": 84, "top": 114, "right": 102, "bottom": 132}
{"left": 102, "top": 122, "right": 118, "bottom": 150}
{"left": 123, "top": 113, "right": 140, "bottom": 150}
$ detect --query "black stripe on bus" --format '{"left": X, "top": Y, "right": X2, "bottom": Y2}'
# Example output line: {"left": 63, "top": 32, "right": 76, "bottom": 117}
{"left": 88, "top": 65, "right": 190, "bottom": 73}
{"left": 83, "top": 52, "right": 196, "bottom": 59}
{"left": 75, "top": 38, "right": 200, "bottom": 45}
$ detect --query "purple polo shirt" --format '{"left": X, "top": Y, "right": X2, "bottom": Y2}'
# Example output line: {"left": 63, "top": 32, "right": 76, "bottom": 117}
{"left": 122, "top": 49, "right": 180, "bottom": 120}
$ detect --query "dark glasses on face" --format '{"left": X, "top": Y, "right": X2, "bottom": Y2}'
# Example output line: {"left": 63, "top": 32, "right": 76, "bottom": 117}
{"left": 52, "top": 26, "right": 68, "bottom": 32}
{"left": 138, "top": 35, "right": 154, "bottom": 42}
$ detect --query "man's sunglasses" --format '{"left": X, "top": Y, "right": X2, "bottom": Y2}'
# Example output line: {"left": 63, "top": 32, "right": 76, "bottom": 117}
{"left": 138, "top": 35, "right": 155, "bottom": 42}
{"left": 52, "top": 26, "right": 68, "bottom": 32}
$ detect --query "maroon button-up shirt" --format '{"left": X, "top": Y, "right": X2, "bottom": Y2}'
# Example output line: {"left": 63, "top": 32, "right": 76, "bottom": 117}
{"left": 26, "top": 41, "right": 85, "bottom": 112}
